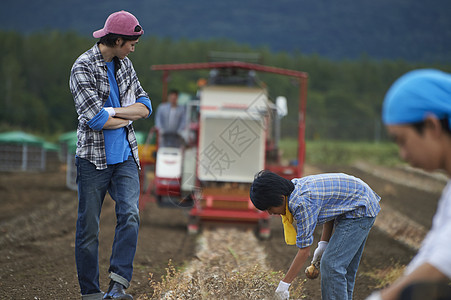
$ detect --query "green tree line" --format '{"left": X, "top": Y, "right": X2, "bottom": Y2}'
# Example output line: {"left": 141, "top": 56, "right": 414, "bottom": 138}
{"left": 1, "top": 30, "right": 449, "bottom": 141}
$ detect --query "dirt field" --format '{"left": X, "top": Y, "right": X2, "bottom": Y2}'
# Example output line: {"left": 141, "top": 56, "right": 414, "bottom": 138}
{"left": 0, "top": 160, "right": 445, "bottom": 299}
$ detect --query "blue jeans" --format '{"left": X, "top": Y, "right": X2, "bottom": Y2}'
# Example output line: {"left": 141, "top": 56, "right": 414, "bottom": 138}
{"left": 320, "top": 216, "right": 376, "bottom": 300}
{"left": 75, "top": 157, "right": 140, "bottom": 297}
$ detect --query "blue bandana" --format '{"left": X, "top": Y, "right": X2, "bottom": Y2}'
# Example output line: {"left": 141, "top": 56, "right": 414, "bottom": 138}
{"left": 382, "top": 69, "right": 451, "bottom": 126}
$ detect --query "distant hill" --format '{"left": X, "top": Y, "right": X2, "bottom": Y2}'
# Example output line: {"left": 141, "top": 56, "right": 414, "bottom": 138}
{"left": 2, "top": 0, "right": 450, "bottom": 62}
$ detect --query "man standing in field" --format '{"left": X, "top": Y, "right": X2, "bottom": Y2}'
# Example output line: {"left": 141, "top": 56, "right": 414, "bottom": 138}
{"left": 250, "top": 170, "right": 381, "bottom": 299}
{"left": 155, "top": 89, "right": 186, "bottom": 147}
{"left": 69, "top": 11, "right": 152, "bottom": 300}
{"left": 367, "top": 70, "right": 451, "bottom": 299}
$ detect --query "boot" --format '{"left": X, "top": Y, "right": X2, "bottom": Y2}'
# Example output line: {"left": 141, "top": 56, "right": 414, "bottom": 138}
{"left": 103, "top": 280, "right": 133, "bottom": 300}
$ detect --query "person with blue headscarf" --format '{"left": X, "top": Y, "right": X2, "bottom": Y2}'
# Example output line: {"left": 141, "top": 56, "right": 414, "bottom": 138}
{"left": 367, "top": 69, "right": 451, "bottom": 299}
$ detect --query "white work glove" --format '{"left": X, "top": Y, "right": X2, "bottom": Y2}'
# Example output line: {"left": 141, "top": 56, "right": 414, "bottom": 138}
{"left": 275, "top": 281, "right": 290, "bottom": 300}
{"left": 365, "top": 291, "right": 382, "bottom": 300}
{"left": 104, "top": 107, "right": 116, "bottom": 117}
{"left": 312, "top": 241, "right": 328, "bottom": 263}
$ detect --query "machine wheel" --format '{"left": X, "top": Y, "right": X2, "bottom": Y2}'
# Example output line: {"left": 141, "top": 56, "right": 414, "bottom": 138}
{"left": 187, "top": 215, "right": 200, "bottom": 235}
{"left": 257, "top": 219, "right": 271, "bottom": 240}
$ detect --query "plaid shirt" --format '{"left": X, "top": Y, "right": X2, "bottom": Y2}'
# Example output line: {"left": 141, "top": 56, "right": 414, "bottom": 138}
{"left": 289, "top": 173, "right": 381, "bottom": 248}
{"left": 69, "top": 44, "right": 149, "bottom": 170}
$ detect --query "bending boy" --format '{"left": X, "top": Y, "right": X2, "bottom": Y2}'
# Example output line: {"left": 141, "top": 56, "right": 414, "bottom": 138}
{"left": 250, "top": 170, "right": 381, "bottom": 300}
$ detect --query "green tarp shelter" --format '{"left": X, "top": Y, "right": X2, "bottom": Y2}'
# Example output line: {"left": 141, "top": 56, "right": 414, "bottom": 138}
{"left": 58, "top": 131, "right": 77, "bottom": 162}
{"left": 58, "top": 131, "right": 78, "bottom": 191}
{"left": 0, "top": 131, "right": 55, "bottom": 171}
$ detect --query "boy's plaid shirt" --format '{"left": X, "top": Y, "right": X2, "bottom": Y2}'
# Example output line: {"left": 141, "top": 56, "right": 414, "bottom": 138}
{"left": 69, "top": 44, "right": 149, "bottom": 170}
{"left": 289, "top": 173, "right": 381, "bottom": 248}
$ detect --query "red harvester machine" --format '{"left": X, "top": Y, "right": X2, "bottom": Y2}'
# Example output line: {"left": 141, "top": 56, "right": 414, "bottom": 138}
{"left": 140, "top": 60, "right": 308, "bottom": 239}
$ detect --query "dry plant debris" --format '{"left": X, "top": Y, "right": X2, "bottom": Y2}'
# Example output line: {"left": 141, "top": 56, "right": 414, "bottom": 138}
{"left": 141, "top": 227, "right": 306, "bottom": 299}
{"left": 363, "top": 262, "right": 406, "bottom": 289}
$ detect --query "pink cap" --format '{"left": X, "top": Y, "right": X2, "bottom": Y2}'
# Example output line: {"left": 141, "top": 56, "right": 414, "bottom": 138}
{"left": 93, "top": 10, "right": 144, "bottom": 38}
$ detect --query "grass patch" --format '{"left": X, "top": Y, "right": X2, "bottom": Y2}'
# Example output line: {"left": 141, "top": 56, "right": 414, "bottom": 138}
{"left": 141, "top": 261, "right": 307, "bottom": 299}
{"left": 139, "top": 228, "right": 308, "bottom": 299}
{"left": 279, "top": 139, "right": 402, "bottom": 167}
